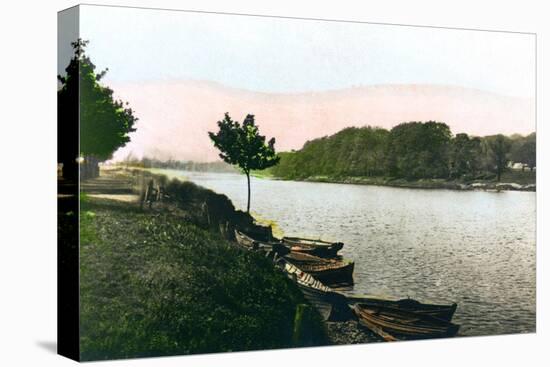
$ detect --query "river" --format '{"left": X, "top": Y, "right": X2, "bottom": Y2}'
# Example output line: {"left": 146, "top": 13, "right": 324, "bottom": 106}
{"left": 156, "top": 169, "right": 536, "bottom": 337}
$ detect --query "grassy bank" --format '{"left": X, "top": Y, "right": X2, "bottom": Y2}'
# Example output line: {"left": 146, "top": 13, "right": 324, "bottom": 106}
{"left": 78, "top": 171, "right": 326, "bottom": 360}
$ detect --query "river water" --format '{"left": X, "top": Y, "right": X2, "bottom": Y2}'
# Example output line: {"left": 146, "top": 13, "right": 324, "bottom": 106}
{"left": 157, "top": 169, "right": 536, "bottom": 337}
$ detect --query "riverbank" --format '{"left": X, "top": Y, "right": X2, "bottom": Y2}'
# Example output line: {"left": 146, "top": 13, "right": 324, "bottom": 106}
{"left": 261, "top": 170, "right": 535, "bottom": 192}
{"left": 76, "top": 168, "right": 379, "bottom": 360}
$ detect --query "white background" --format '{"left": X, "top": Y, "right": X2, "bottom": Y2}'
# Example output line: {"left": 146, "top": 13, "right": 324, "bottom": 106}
{"left": 0, "top": 0, "right": 547, "bottom": 366}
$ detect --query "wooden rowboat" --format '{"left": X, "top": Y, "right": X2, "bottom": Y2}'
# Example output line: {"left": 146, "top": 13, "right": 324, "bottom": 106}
{"left": 353, "top": 304, "right": 460, "bottom": 341}
{"left": 283, "top": 252, "right": 354, "bottom": 287}
{"left": 277, "top": 258, "right": 351, "bottom": 321}
{"left": 234, "top": 230, "right": 289, "bottom": 255}
{"left": 282, "top": 236, "right": 344, "bottom": 258}
{"left": 346, "top": 295, "right": 457, "bottom": 322}
{"left": 234, "top": 229, "right": 266, "bottom": 249}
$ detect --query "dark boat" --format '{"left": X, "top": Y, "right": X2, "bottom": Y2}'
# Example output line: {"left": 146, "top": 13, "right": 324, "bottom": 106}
{"left": 277, "top": 258, "right": 351, "bottom": 321}
{"left": 282, "top": 236, "right": 344, "bottom": 258}
{"left": 234, "top": 230, "right": 289, "bottom": 255}
{"left": 234, "top": 229, "right": 266, "bottom": 249}
{"left": 346, "top": 295, "right": 457, "bottom": 322}
{"left": 283, "top": 252, "right": 354, "bottom": 287}
{"left": 353, "top": 304, "right": 460, "bottom": 341}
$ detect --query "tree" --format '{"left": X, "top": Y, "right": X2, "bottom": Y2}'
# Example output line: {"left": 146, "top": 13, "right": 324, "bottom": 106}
{"left": 386, "top": 121, "right": 451, "bottom": 179}
{"left": 486, "top": 134, "right": 512, "bottom": 181}
{"left": 449, "top": 133, "right": 482, "bottom": 179}
{"left": 208, "top": 113, "right": 280, "bottom": 213}
{"left": 58, "top": 39, "right": 137, "bottom": 179}
{"left": 517, "top": 139, "right": 536, "bottom": 171}
{"left": 510, "top": 133, "right": 536, "bottom": 171}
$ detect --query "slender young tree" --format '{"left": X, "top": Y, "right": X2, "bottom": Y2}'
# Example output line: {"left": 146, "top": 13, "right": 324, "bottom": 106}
{"left": 208, "top": 113, "right": 280, "bottom": 213}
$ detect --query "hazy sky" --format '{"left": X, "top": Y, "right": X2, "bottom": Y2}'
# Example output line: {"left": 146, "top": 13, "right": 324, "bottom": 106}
{"left": 61, "top": 4, "right": 536, "bottom": 99}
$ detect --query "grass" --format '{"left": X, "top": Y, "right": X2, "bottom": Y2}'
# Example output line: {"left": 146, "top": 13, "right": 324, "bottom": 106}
{"left": 79, "top": 196, "right": 326, "bottom": 360}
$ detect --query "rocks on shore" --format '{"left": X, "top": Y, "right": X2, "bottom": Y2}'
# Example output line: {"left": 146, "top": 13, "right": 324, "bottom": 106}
{"left": 304, "top": 176, "right": 536, "bottom": 192}
{"left": 325, "top": 320, "right": 382, "bottom": 345}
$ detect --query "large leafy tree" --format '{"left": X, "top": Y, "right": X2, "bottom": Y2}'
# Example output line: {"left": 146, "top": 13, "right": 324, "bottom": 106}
{"left": 449, "top": 133, "right": 482, "bottom": 179}
{"left": 58, "top": 39, "right": 137, "bottom": 178}
{"left": 208, "top": 113, "right": 280, "bottom": 213}
{"left": 386, "top": 121, "right": 452, "bottom": 179}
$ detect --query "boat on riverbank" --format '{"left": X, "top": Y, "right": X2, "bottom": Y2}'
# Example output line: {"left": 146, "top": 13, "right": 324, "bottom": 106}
{"left": 234, "top": 229, "right": 289, "bottom": 255}
{"left": 235, "top": 230, "right": 354, "bottom": 286}
{"left": 281, "top": 237, "right": 344, "bottom": 258}
{"left": 353, "top": 304, "right": 460, "bottom": 341}
{"left": 284, "top": 252, "right": 354, "bottom": 287}
{"left": 346, "top": 295, "right": 457, "bottom": 322}
{"left": 276, "top": 258, "right": 351, "bottom": 321}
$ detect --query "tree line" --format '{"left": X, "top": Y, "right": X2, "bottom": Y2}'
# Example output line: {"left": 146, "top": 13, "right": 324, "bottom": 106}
{"left": 268, "top": 122, "right": 535, "bottom": 182}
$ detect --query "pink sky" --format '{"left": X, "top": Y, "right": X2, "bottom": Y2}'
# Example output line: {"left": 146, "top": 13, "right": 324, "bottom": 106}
{"left": 110, "top": 80, "right": 535, "bottom": 162}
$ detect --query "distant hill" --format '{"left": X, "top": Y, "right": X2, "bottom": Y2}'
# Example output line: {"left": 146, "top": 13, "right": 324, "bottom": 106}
{"left": 107, "top": 80, "right": 535, "bottom": 162}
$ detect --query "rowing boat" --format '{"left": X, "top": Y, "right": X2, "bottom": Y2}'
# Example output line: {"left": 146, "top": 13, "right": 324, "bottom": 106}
{"left": 353, "top": 303, "right": 460, "bottom": 341}
{"left": 234, "top": 229, "right": 289, "bottom": 255}
{"left": 277, "top": 258, "right": 351, "bottom": 321}
{"left": 283, "top": 252, "right": 354, "bottom": 287}
{"left": 282, "top": 237, "right": 344, "bottom": 258}
{"left": 346, "top": 295, "right": 457, "bottom": 322}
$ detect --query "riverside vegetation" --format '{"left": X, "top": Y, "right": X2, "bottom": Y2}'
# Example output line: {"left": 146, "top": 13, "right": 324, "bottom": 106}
{"left": 266, "top": 123, "right": 535, "bottom": 190}
{"left": 127, "top": 123, "right": 535, "bottom": 191}
{"left": 77, "top": 170, "right": 327, "bottom": 360}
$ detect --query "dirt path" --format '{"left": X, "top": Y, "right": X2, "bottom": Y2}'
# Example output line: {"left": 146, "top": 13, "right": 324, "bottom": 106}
{"left": 80, "top": 168, "right": 140, "bottom": 203}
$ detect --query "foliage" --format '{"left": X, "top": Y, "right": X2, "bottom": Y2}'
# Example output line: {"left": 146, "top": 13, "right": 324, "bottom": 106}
{"left": 449, "top": 133, "right": 482, "bottom": 179}
{"left": 270, "top": 126, "right": 388, "bottom": 179}
{"left": 208, "top": 113, "right": 280, "bottom": 212}
{"left": 385, "top": 121, "right": 452, "bottom": 179}
{"left": 58, "top": 39, "right": 137, "bottom": 161}
{"left": 510, "top": 132, "right": 536, "bottom": 171}
{"left": 485, "top": 134, "right": 512, "bottom": 181}
{"left": 79, "top": 198, "right": 324, "bottom": 360}
{"left": 209, "top": 113, "right": 280, "bottom": 173}
{"left": 269, "top": 121, "right": 535, "bottom": 183}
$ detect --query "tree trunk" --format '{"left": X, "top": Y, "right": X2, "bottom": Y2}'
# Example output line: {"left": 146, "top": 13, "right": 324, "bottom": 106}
{"left": 246, "top": 171, "right": 251, "bottom": 213}
{"left": 80, "top": 155, "right": 100, "bottom": 180}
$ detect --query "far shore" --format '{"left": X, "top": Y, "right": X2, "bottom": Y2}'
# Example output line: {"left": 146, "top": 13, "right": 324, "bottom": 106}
{"left": 115, "top": 165, "right": 535, "bottom": 192}
{"left": 252, "top": 171, "right": 536, "bottom": 192}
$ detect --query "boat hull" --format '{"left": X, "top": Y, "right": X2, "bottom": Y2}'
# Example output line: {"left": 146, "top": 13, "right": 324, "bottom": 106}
{"left": 284, "top": 252, "right": 354, "bottom": 287}
{"left": 347, "top": 296, "right": 457, "bottom": 322}
{"left": 234, "top": 230, "right": 289, "bottom": 255}
{"left": 280, "top": 259, "right": 351, "bottom": 321}
{"left": 353, "top": 304, "right": 460, "bottom": 341}
{"left": 283, "top": 237, "right": 343, "bottom": 258}
{"left": 304, "top": 261, "right": 355, "bottom": 287}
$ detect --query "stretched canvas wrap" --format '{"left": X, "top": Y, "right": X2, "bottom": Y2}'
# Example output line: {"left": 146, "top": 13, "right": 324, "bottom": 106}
{"left": 57, "top": 4, "right": 536, "bottom": 362}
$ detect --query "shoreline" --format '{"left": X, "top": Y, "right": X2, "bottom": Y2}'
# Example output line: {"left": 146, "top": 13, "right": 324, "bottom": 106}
{"left": 258, "top": 174, "right": 536, "bottom": 192}
{"left": 119, "top": 166, "right": 535, "bottom": 192}
{"left": 76, "top": 168, "right": 378, "bottom": 358}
